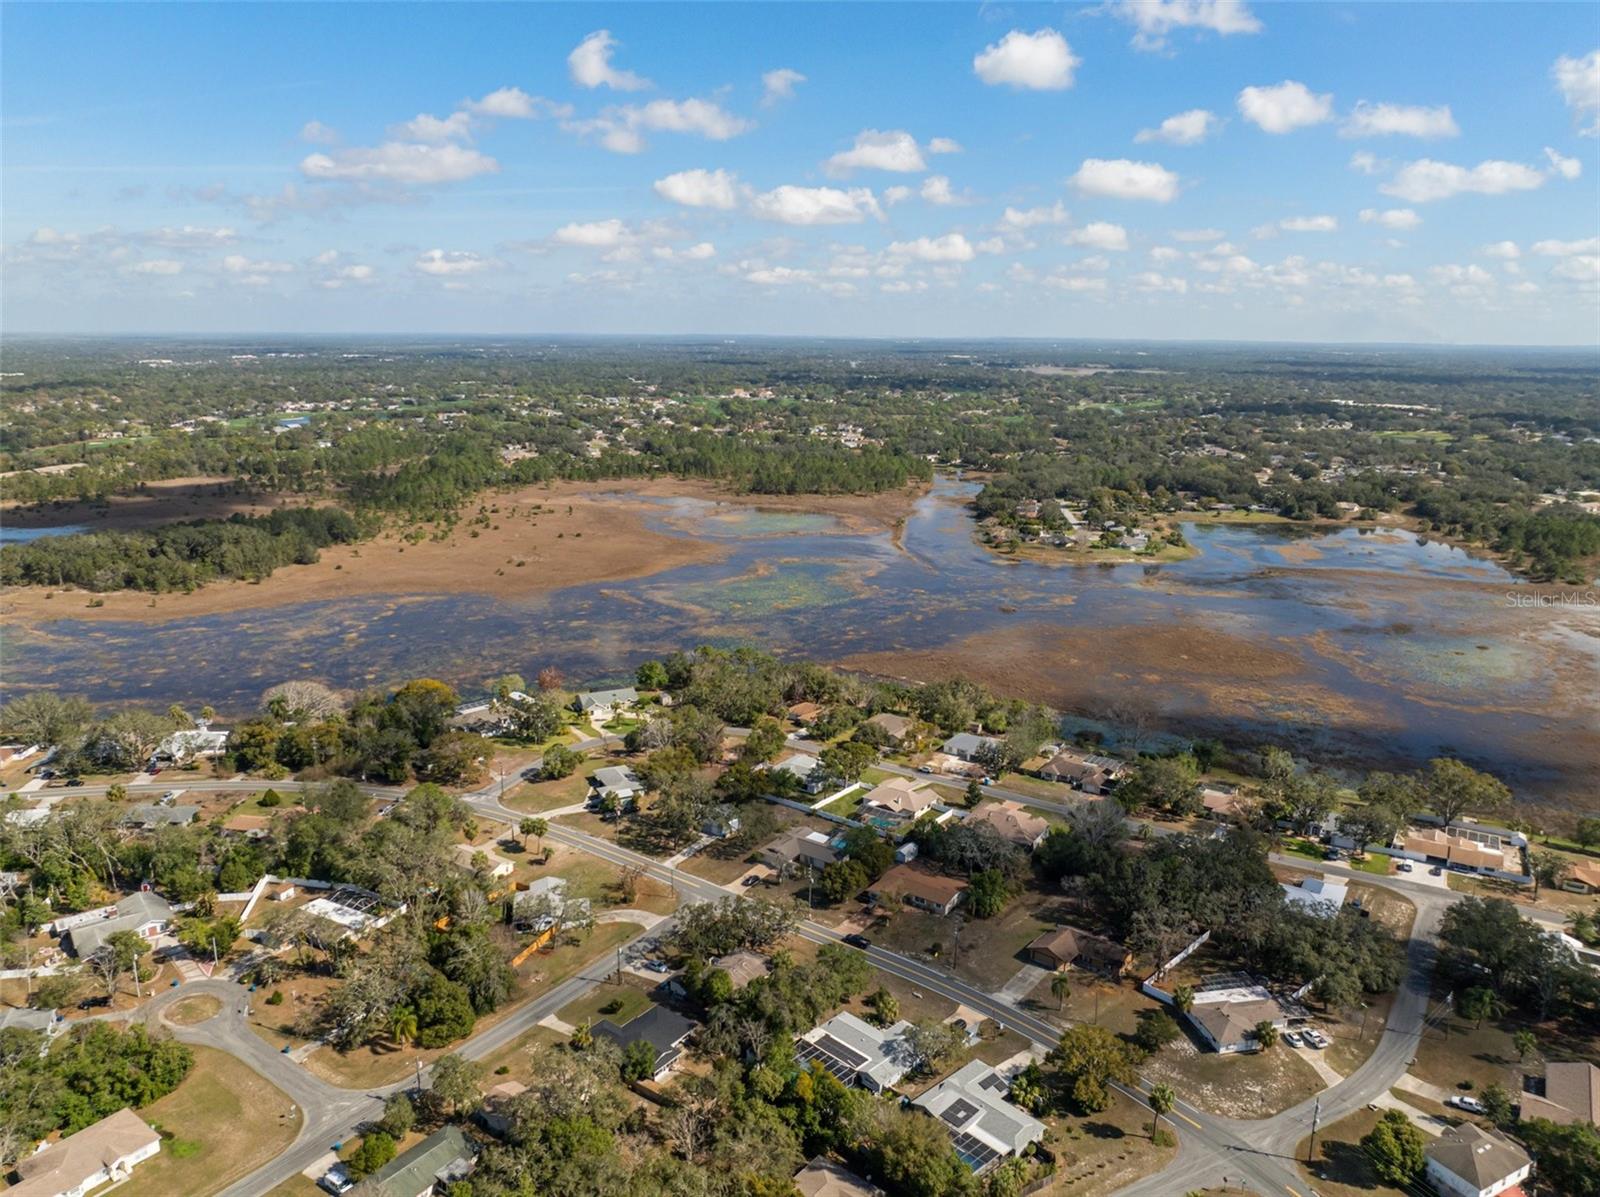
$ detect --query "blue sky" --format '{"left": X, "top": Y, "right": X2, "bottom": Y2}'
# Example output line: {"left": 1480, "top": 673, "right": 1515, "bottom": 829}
{"left": 4, "top": 2, "right": 1597, "bottom": 343}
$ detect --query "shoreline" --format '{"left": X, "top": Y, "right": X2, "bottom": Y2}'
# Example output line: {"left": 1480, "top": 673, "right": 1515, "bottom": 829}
{"left": 0, "top": 477, "right": 928, "bottom": 626}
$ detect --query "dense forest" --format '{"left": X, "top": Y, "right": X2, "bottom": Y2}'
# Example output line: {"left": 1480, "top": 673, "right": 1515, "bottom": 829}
{"left": 2, "top": 337, "right": 1596, "bottom": 587}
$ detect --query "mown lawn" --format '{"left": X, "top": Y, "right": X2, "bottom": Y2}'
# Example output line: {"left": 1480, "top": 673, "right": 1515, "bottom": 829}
{"left": 120, "top": 1047, "right": 300, "bottom": 1197}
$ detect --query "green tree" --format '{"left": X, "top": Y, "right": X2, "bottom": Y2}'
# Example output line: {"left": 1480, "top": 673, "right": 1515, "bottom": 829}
{"left": 1519, "top": 1118, "right": 1600, "bottom": 1197}
{"left": 389, "top": 1006, "right": 418, "bottom": 1047}
{"left": 1480, "top": 1082, "right": 1514, "bottom": 1127}
{"left": 1422, "top": 758, "right": 1510, "bottom": 826}
{"left": 1513, "top": 1029, "right": 1539, "bottom": 1062}
{"left": 520, "top": 817, "right": 548, "bottom": 853}
{"left": 865, "top": 987, "right": 900, "bottom": 1028}
{"left": 1529, "top": 850, "right": 1570, "bottom": 898}
{"left": 377, "top": 1092, "right": 415, "bottom": 1139}
{"left": 1049, "top": 1024, "right": 1137, "bottom": 1114}
{"left": 636, "top": 660, "right": 670, "bottom": 691}
{"left": 1361, "top": 1109, "right": 1426, "bottom": 1186}
{"left": 1253, "top": 1020, "right": 1280, "bottom": 1049}
{"left": 540, "top": 744, "right": 583, "bottom": 780}
{"left": 1573, "top": 817, "right": 1600, "bottom": 850}
{"left": 740, "top": 716, "right": 787, "bottom": 763}
{"left": 1458, "top": 986, "right": 1506, "bottom": 1029}
{"left": 620, "top": 1039, "right": 657, "bottom": 1082}
{"left": 347, "top": 1132, "right": 396, "bottom": 1179}
{"left": 1148, "top": 1082, "right": 1176, "bottom": 1141}
{"left": 1051, "top": 973, "right": 1072, "bottom": 1011}
{"left": 427, "top": 1053, "right": 485, "bottom": 1117}
{"left": 967, "top": 869, "right": 1012, "bottom": 918}
{"left": 865, "top": 1103, "right": 977, "bottom": 1197}
{"left": 1172, "top": 985, "right": 1195, "bottom": 1014}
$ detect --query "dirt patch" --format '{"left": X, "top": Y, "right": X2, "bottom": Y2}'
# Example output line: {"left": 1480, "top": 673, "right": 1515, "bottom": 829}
{"left": 1140, "top": 1034, "right": 1325, "bottom": 1119}
{"left": 165, "top": 995, "right": 223, "bottom": 1026}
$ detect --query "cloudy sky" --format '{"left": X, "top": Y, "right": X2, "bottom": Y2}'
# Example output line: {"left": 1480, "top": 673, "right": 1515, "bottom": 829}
{"left": 4, "top": 2, "right": 1597, "bottom": 343}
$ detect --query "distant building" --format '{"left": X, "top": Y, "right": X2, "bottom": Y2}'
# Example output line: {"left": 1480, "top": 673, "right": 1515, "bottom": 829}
{"left": 941, "top": 733, "right": 1000, "bottom": 762}
{"left": 1399, "top": 825, "right": 1525, "bottom": 877}
{"left": 592, "top": 765, "right": 644, "bottom": 803}
{"left": 867, "top": 864, "right": 968, "bottom": 916}
{"left": 1188, "top": 997, "right": 1290, "bottom": 1054}
{"left": 1280, "top": 875, "right": 1348, "bottom": 918}
{"left": 1520, "top": 1061, "right": 1599, "bottom": 1127}
{"left": 593, "top": 1004, "right": 697, "bottom": 1081}
{"left": 761, "top": 828, "right": 842, "bottom": 873}
{"left": 1562, "top": 861, "right": 1600, "bottom": 895}
{"left": 154, "top": 726, "right": 229, "bottom": 762}
{"left": 219, "top": 813, "right": 273, "bottom": 840}
{"left": 864, "top": 713, "right": 914, "bottom": 744}
{"left": 793, "top": 1157, "right": 884, "bottom": 1197}
{"left": 451, "top": 842, "right": 515, "bottom": 880}
{"left": 797, "top": 1011, "right": 916, "bottom": 1093}
{"left": 1423, "top": 1123, "right": 1531, "bottom": 1197}
{"left": 710, "top": 950, "right": 771, "bottom": 991}
{"left": 574, "top": 688, "right": 639, "bottom": 720}
{"left": 121, "top": 805, "right": 199, "bottom": 830}
{"left": 787, "top": 701, "right": 825, "bottom": 726}
{"left": 477, "top": 1080, "right": 528, "bottom": 1138}
{"left": 766, "top": 752, "right": 826, "bottom": 794}
{"left": 7, "top": 1107, "right": 161, "bottom": 1197}
{"left": 1037, "top": 750, "right": 1128, "bottom": 795}
{"left": 859, "top": 777, "right": 938, "bottom": 822}
{"left": 912, "top": 1058, "right": 1046, "bottom": 1174}
{"left": 62, "top": 892, "right": 173, "bottom": 958}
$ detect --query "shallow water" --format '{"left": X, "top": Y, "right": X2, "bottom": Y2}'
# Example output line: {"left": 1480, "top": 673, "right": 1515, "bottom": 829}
{"left": 6, "top": 478, "right": 1595, "bottom": 801}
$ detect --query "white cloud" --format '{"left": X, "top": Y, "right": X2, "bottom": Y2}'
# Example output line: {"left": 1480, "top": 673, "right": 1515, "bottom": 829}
{"left": 301, "top": 142, "right": 498, "bottom": 185}
{"left": 1149, "top": 246, "right": 1182, "bottom": 263}
{"left": 883, "top": 186, "right": 912, "bottom": 206}
{"left": 1237, "top": 81, "right": 1334, "bottom": 134}
{"left": 652, "top": 241, "right": 716, "bottom": 261}
{"left": 222, "top": 254, "right": 292, "bottom": 274}
{"left": 299, "top": 120, "right": 338, "bottom": 145}
{"left": 750, "top": 185, "right": 882, "bottom": 225}
{"left": 1430, "top": 263, "right": 1495, "bottom": 288}
{"left": 1481, "top": 240, "right": 1521, "bottom": 259}
{"left": 744, "top": 265, "right": 813, "bottom": 286}
{"left": 998, "top": 202, "right": 1070, "bottom": 232}
{"left": 1359, "top": 207, "right": 1420, "bottom": 230}
{"left": 761, "top": 68, "right": 806, "bottom": 107}
{"left": 972, "top": 29, "right": 1079, "bottom": 91}
{"left": 1341, "top": 101, "right": 1459, "bottom": 139}
{"left": 128, "top": 259, "right": 182, "bottom": 275}
{"left": 568, "top": 30, "right": 652, "bottom": 91}
{"left": 1132, "top": 271, "right": 1189, "bottom": 293}
{"left": 1066, "top": 221, "right": 1130, "bottom": 250}
{"left": 1531, "top": 236, "right": 1600, "bottom": 256}
{"left": 1509, "top": 280, "right": 1541, "bottom": 294}
{"left": 928, "top": 137, "right": 963, "bottom": 155}
{"left": 569, "top": 98, "right": 751, "bottom": 153}
{"left": 142, "top": 225, "right": 239, "bottom": 249}
{"left": 1043, "top": 274, "right": 1107, "bottom": 292}
{"left": 1279, "top": 215, "right": 1338, "bottom": 233}
{"left": 552, "top": 219, "right": 631, "bottom": 249}
{"left": 826, "top": 129, "right": 928, "bottom": 175}
{"left": 1544, "top": 147, "right": 1583, "bottom": 180}
{"left": 881, "top": 280, "right": 929, "bottom": 294}
{"left": 1381, "top": 158, "right": 1546, "bottom": 202}
{"left": 919, "top": 175, "right": 966, "bottom": 205}
{"left": 1070, "top": 158, "right": 1179, "bottom": 202}
{"left": 395, "top": 111, "right": 474, "bottom": 143}
{"left": 1349, "top": 150, "right": 1383, "bottom": 175}
{"left": 1110, "top": 0, "right": 1262, "bottom": 51}
{"left": 1553, "top": 50, "right": 1600, "bottom": 136}
{"left": 1553, "top": 255, "right": 1600, "bottom": 282}
{"left": 888, "top": 233, "right": 976, "bottom": 262}
{"left": 337, "top": 264, "right": 375, "bottom": 281}
{"left": 414, "top": 249, "right": 489, "bottom": 276}
{"left": 1171, "top": 227, "right": 1225, "bottom": 242}
{"left": 654, "top": 168, "right": 741, "bottom": 210}
{"left": 466, "top": 87, "right": 569, "bottom": 121}
{"left": 1135, "top": 109, "right": 1219, "bottom": 146}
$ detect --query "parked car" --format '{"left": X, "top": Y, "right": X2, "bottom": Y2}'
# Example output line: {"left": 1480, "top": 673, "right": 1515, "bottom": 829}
{"left": 741, "top": 875, "right": 764, "bottom": 887}
{"left": 318, "top": 1164, "right": 355, "bottom": 1195}
{"left": 843, "top": 934, "right": 872, "bottom": 950}
{"left": 1283, "top": 1031, "right": 1304, "bottom": 1047}
{"left": 917, "top": 765, "right": 935, "bottom": 774}
{"left": 643, "top": 960, "right": 671, "bottom": 974}
{"left": 1429, "top": 866, "right": 1443, "bottom": 876}
{"left": 1396, "top": 861, "right": 1413, "bottom": 873}
{"left": 1323, "top": 848, "right": 1342, "bottom": 860}
{"left": 1447, "top": 1095, "right": 1487, "bottom": 1114}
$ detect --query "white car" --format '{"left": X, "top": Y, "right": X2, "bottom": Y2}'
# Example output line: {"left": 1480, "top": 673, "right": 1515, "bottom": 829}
{"left": 1282, "top": 1031, "right": 1304, "bottom": 1048}
{"left": 1303, "top": 1030, "right": 1328, "bottom": 1049}
{"left": 318, "top": 1164, "right": 355, "bottom": 1195}
{"left": 1447, "top": 1095, "right": 1487, "bottom": 1114}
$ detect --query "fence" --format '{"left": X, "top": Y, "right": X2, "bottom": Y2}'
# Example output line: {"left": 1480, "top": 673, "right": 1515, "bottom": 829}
{"left": 1139, "top": 930, "right": 1211, "bottom": 1004}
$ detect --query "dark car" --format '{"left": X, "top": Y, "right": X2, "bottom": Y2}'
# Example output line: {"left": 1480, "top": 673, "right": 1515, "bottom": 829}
{"left": 843, "top": 934, "right": 871, "bottom": 950}
{"left": 77, "top": 995, "right": 111, "bottom": 1010}
{"left": 65, "top": 777, "right": 85, "bottom": 787}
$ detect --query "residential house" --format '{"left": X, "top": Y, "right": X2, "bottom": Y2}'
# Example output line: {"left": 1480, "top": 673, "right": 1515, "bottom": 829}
{"left": 477, "top": 1080, "right": 528, "bottom": 1138}
{"left": 121, "top": 804, "right": 199, "bottom": 830}
{"left": 966, "top": 802, "right": 1049, "bottom": 850}
{"left": 511, "top": 877, "right": 589, "bottom": 933}
{"left": 0, "top": 1007, "right": 62, "bottom": 1039}
{"left": 62, "top": 892, "right": 173, "bottom": 957}
{"left": 451, "top": 842, "right": 515, "bottom": 881}
{"left": 701, "top": 806, "right": 741, "bottom": 838}
{"left": 859, "top": 777, "right": 938, "bottom": 822}
{"left": 1562, "top": 860, "right": 1600, "bottom": 895}
{"left": 793, "top": 1157, "right": 884, "bottom": 1197}
{"left": 1281, "top": 875, "right": 1348, "bottom": 917}
{"left": 766, "top": 752, "right": 826, "bottom": 794}
{"left": 1188, "top": 997, "right": 1290, "bottom": 1054}
{"left": 154, "top": 725, "right": 229, "bottom": 763}
{"left": 360, "top": 1125, "right": 476, "bottom": 1197}
{"left": 1026, "top": 926, "right": 1133, "bottom": 978}
{"left": 1199, "top": 786, "right": 1245, "bottom": 820}
{"left": 912, "top": 1059, "right": 1047, "bottom": 1174}
{"left": 220, "top": 813, "right": 273, "bottom": 840}
{"left": 865, "top": 713, "right": 914, "bottom": 745}
{"left": 0, "top": 745, "right": 41, "bottom": 764}
{"left": 1520, "top": 1061, "right": 1599, "bottom": 1127}
{"left": 761, "top": 828, "right": 843, "bottom": 873}
{"left": 711, "top": 950, "right": 771, "bottom": 991}
{"left": 797, "top": 1011, "right": 916, "bottom": 1092}
{"left": 1037, "top": 751, "right": 1127, "bottom": 795}
{"left": 941, "top": 733, "right": 1000, "bottom": 762}
{"left": 593, "top": 1003, "right": 698, "bottom": 1081}
{"left": 1399, "top": 826, "right": 1524, "bottom": 877}
{"left": 787, "top": 701, "right": 825, "bottom": 727}
{"left": 7, "top": 1107, "right": 161, "bottom": 1197}
{"left": 574, "top": 687, "right": 639, "bottom": 720}
{"left": 592, "top": 765, "right": 644, "bottom": 805}
{"left": 867, "top": 864, "right": 968, "bottom": 916}
{"left": 1423, "top": 1123, "right": 1531, "bottom": 1197}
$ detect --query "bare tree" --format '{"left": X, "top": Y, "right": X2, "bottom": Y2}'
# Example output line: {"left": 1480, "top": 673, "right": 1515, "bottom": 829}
{"left": 261, "top": 680, "right": 344, "bottom": 720}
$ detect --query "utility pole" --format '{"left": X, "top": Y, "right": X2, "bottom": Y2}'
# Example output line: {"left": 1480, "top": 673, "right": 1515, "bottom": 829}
{"left": 414, "top": 1057, "right": 424, "bottom": 1096}
{"left": 1307, "top": 1095, "right": 1321, "bottom": 1164}
{"left": 616, "top": 945, "right": 623, "bottom": 985}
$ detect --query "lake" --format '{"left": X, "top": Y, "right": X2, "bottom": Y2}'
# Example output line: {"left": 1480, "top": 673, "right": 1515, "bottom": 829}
{"left": 5, "top": 478, "right": 1595, "bottom": 806}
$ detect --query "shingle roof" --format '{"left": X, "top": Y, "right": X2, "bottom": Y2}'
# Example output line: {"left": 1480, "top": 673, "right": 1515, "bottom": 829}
{"left": 794, "top": 1157, "right": 884, "bottom": 1197}
{"left": 966, "top": 801, "right": 1048, "bottom": 846}
{"left": 1425, "top": 1123, "right": 1530, "bottom": 1187}
{"left": 364, "top": 1126, "right": 475, "bottom": 1197}
{"left": 9, "top": 1108, "right": 160, "bottom": 1197}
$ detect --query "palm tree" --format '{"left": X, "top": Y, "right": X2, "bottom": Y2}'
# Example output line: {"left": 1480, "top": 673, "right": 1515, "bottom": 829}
{"left": 1172, "top": 985, "right": 1195, "bottom": 1015}
{"left": 1051, "top": 973, "right": 1072, "bottom": 1012}
{"left": 1253, "top": 1021, "right": 1281, "bottom": 1050}
{"left": 1148, "top": 1083, "right": 1176, "bottom": 1141}
{"left": 571, "top": 1019, "right": 593, "bottom": 1050}
{"left": 1513, "top": 1029, "right": 1539, "bottom": 1063}
{"left": 390, "top": 1006, "right": 418, "bottom": 1047}
{"left": 1459, "top": 986, "right": 1507, "bottom": 1029}
{"left": 521, "top": 817, "right": 548, "bottom": 854}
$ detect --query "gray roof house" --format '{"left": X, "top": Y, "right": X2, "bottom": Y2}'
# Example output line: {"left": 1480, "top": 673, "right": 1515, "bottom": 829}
{"left": 361, "top": 1125, "right": 476, "bottom": 1197}
{"left": 798, "top": 1011, "right": 916, "bottom": 1093}
{"left": 1423, "top": 1123, "right": 1531, "bottom": 1197}
{"left": 766, "top": 752, "right": 826, "bottom": 794}
{"left": 592, "top": 765, "right": 644, "bottom": 801}
{"left": 593, "top": 1003, "right": 697, "bottom": 1080}
{"left": 575, "top": 687, "right": 639, "bottom": 715}
{"left": 912, "top": 1059, "right": 1046, "bottom": 1174}
{"left": 122, "top": 804, "right": 199, "bottom": 830}
{"left": 941, "top": 733, "right": 1000, "bottom": 761}
{"left": 63, "top": 892, "right": 173, "bottom": 957}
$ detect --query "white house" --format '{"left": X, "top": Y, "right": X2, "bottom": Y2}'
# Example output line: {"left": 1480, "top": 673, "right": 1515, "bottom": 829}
{"left": 1280, "top": 875, "right": 1348, "bottom": 918}
{"left": 765, "top": 752, "right": 826, "bottom": 794}
{"left": 61, "top": 892, "right": 173, "bottom": 958}
{"left": 8, "top": 1107, "right": 161, "bottom": 1197}
{"left": 912, "top": 1058, "right": 1046, "bottom": 1174}
{"left": 574, "top": 687, "right": 639, "bottom": 720}
{"left": 154, "top": 725, "right": 229, "bottom": 763}
{"left": 451, "top": 843, "right": 514, "bottom": 881}
{"left": 1423, "top": 1123, "right": 1531, "bottom": 1197}
{"left": 941, "top": 733, "right": 1000, "bottom": 762}
{"left": 592, "top": 765, "right": 644, "bottom": 804}
{"left": 798, "top": 1011, "right": 916, "bottom": 1093}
